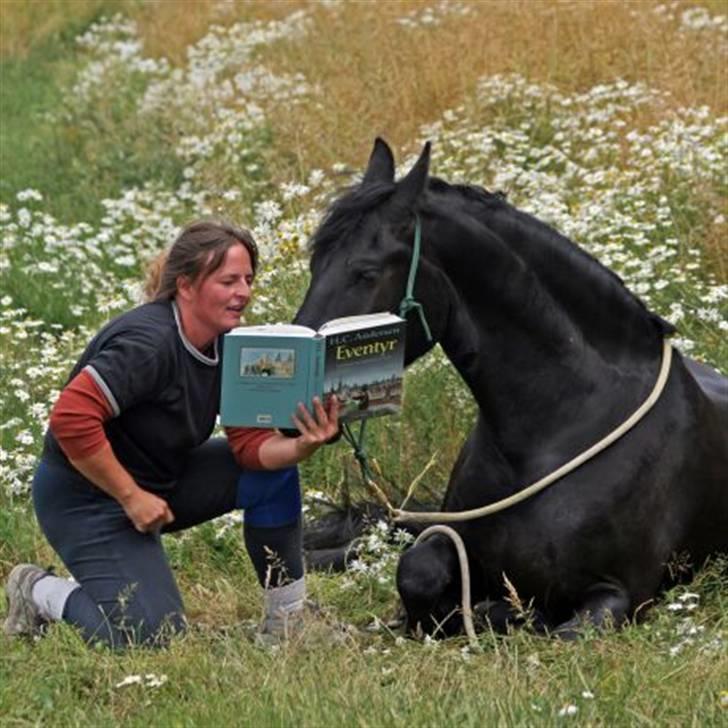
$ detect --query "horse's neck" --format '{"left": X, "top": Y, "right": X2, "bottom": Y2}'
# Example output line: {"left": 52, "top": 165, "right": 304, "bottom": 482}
{"left": 431, "top": 212, "right": 664, "bottom": 458}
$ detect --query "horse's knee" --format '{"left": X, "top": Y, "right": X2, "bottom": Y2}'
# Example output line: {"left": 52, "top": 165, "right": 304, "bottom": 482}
{"left": 305, "top": 546, "right": 355, "bottom": 572}
{"left": 397, "top": 538, "right": 451, "bottom": 603}
{"left": 397, "top": 536, "right": 461, "bottom": 636}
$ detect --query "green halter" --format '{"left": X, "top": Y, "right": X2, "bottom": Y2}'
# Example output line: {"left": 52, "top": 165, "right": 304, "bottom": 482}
{"left": 398, "top": 214, "right": 433, "bottom": 343}
{"left": 343, "top": 214, "right": 433, "bottom": 498}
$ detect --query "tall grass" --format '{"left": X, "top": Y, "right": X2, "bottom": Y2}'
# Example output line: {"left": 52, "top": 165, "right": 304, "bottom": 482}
{"left": 1, "top": 1, "right": 726, "bottom": 725}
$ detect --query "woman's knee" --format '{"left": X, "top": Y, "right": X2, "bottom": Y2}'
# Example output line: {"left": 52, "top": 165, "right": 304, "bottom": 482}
{"left": 236, "top": 466, "right": 301, "bottom": 527}
{"left": 108, "top": 582, "right": 187, "bottom": 648}
{"left": 131, "top": 609, "right": 187, "bottom": 648}
{"left": 65, "top": 585, "right": 187, "bottom": 649}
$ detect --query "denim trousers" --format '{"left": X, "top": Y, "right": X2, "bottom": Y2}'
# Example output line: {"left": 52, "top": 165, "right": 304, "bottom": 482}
{"left": 32, "top": 438, "right": 300, "bottom": 648}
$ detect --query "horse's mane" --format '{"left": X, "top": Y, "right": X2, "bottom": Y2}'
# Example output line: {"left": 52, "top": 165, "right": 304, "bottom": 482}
{"left": 309, "top": 180, "right": 396, "bottom": 256}
{"left": 428, "top": 177, "right": 507, "bottom": 208}
{"left": 425, "top": 177, "right": 673, "bottom": 337}
{"left": 309, "top": 175, "right": 672, "bottom": 338}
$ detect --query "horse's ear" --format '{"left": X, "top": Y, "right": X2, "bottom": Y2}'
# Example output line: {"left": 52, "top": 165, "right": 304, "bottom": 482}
{"left": 362, "top": 137, "right": 395, "bottom": 186}
{"left": 394, "top": 141, "right": 431, "bottom": 207}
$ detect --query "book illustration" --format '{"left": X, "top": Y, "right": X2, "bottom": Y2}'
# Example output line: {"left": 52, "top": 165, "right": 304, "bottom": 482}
{"left": 240, "top": 347, "right": 296, "bottom": 378}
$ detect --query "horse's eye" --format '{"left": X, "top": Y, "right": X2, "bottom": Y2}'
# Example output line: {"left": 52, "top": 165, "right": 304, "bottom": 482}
{"left": 354, "top": 269, "right": 378, "bottom": 284}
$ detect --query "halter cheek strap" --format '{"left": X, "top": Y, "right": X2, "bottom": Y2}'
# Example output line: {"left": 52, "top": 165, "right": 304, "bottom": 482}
{"left": 344, "top": 215, "right": 433, "bottom": 506}
{"left": 398, "top": 215, "right": 433, "bottom": 343}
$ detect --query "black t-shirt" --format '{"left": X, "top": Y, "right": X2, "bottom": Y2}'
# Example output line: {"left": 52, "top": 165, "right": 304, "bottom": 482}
{"left": 43, "top": 300, "right": 222, "bottom": 491}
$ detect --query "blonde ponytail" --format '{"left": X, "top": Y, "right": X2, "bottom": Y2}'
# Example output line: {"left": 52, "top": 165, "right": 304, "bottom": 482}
{"left": 143, "top": 249, "right": 171, "bottom": 302}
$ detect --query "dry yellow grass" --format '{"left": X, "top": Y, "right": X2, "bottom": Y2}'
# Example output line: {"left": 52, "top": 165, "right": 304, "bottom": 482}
{"left": 4, "top": 1, "right": 725, "bottom": 161}
{"left": 131, "top": 0, "right": 299, "bottom": 65}
{"left": 1, "top": 0, "right": 104, "bottom": 57}
{"left": 0, "top": 0, "right": 290, "bottom": 58}
{"left": 1, "top": 0, "right": 725, "bottom": 270}
{"left": 257, "top": 0, "right": 727, "bottom": 173}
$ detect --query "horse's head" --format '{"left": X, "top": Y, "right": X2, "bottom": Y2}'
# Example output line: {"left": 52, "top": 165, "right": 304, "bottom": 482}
{"left": 295, "top": 138, "right": 455, "bottom": 364}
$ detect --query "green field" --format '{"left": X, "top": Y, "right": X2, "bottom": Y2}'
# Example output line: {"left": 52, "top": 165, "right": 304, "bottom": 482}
{"left": 1, "top": 1, "right": 726, "bottom": 725}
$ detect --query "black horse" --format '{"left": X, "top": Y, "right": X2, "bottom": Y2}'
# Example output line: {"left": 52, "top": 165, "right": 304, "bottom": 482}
{"left": 296, "top": 138, "right": 728, "bottom": 638}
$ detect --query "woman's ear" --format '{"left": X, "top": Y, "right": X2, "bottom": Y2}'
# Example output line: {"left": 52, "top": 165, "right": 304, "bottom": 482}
{"left": 176, "top": 274, "right": 193, "bottom": 302}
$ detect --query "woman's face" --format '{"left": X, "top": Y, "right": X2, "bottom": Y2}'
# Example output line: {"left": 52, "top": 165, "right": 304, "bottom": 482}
{"left": 182, "top": 243, "right": 254, "bottom": 339}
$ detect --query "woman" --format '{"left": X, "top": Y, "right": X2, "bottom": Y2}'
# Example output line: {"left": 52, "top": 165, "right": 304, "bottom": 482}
{"left": 4, "top": 220, "right": 340, "bottom": 648}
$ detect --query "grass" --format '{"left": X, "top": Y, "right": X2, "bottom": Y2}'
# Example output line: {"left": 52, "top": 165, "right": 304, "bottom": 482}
{"left": 1, "top": 567, "right": 726, "bottom": 725}
{"left": 1, "top": 0, "right": 727, "bottom": 725}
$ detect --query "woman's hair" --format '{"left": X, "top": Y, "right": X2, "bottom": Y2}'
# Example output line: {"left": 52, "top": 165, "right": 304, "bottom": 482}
{"left": 143, "top": 219, "right": 259, "bottom": 302}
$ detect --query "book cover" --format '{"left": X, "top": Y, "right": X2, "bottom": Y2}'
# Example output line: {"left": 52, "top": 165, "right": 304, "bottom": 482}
{"left": 321, "top": 316, "right": 405, "bottom": 423}
{"left": 220, "top": 313, "right": 405, "bottom": 429}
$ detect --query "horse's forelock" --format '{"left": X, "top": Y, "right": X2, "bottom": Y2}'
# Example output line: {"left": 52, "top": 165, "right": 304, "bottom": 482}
{"left": 309, "top": 181, "right": 397, "bottom": 256}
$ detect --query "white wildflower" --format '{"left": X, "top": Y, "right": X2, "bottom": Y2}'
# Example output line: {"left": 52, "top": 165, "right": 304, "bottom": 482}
{"left": 115, "top": 675, "right": 143, "bottom": 688}
{"left": 16, "top": 189, "right": 44, "bottom": 202}
{"left": 114, "top": 673, "right": 167, "bottom": 688}
{"left": 558, "top": 704, "right": 579, "bottom": 717}
{"left": 15, "top": 431, "right": 35, "bottom": 446}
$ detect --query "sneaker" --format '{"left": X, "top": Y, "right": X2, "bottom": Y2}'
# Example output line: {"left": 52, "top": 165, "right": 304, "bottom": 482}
{"left": 255, "top": 600, "right": 357, "bottom": 649}
{"left": 3, "top": 564, "right": 49, "bottom": 637}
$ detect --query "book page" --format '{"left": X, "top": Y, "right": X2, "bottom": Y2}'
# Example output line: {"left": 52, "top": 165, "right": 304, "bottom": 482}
{"left": 227, "top": 323, "right": 315, "bottom": 337}
{"left": 318, "top": 312, "right": 404, "bottom": 335}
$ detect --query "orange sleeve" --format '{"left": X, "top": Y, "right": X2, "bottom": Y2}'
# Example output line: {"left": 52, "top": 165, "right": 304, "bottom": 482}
{"left": 49, "top": 369, "right": 114, "bottom": 461}
{"left": 225, "top": 426, "right": 276, "bottom": 470}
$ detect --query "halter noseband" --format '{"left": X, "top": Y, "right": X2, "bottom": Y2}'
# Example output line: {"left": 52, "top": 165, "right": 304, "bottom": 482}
{"left": 398, "top": 215, "right": 433, "bottom": 343}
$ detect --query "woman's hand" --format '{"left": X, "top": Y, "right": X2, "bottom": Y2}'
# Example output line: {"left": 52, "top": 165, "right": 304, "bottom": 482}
{"left": 69, "top": 443, "right": 175, "bottom": 533}
{"left": 119, "top": 488, "right": 175, "bottom": 533}
{"left": 291, "top": 395, "right": 341, "bottom": 458}
{"left": 254, "top": 396, "right": 341, "bottom": 470}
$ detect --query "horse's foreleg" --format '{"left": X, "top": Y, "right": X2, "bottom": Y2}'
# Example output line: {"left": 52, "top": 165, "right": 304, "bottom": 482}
{"left": 397, "top": 535, "right": 462, "bottom": 636}
{"left": 304, "top": 545, "right": 358, "bottom": 572}
{"left": 473, "top": 598, "right": 548, "bottom": 634}
{"left": 553, "top": 583, "right": 631, "bottom": 640}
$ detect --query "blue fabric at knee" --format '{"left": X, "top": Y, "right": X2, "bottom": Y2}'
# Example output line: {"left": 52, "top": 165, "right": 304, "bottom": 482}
{"left": 235, "top": 466, "right": 301, "bottom": 527}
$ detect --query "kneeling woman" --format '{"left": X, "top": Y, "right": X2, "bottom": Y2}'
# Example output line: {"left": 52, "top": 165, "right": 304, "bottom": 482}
{"left": 4, "top": 220, "right": 339, "bottom": 648}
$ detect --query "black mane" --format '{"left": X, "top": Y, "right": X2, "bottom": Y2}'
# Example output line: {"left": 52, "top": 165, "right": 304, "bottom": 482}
{"left": 309, "top": 180, "right": 396, "bottom": 256}
{"left": 424, "top": 177, "right": 674, "bottom": 338}
{"left": 309, "top": 174, "right": 672, "bottom": 338}
{"left": 428, "top": 177, "right": 508, "bottom": 208}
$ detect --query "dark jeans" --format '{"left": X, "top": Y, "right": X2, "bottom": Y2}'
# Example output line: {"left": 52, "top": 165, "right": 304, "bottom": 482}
{"left": 32, "top": 439, "right": 301, "bottom": 648}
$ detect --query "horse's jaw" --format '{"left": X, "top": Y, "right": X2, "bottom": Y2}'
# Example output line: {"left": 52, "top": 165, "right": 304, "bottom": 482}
{"left": 430, "top": 289, "right": 489, "bottom": 404}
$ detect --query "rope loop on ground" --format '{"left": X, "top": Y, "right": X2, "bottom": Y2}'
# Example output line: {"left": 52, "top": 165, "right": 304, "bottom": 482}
{"left": 414, "top": 525, "right": 480, "bottom": 649}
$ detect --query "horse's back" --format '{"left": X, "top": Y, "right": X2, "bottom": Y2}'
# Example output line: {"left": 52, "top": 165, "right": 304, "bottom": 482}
{"left": 664, "top": 355, "right": 728, "bottom": 561}
{"left": 684, "top": 357, "right": 728, "bottom": 425}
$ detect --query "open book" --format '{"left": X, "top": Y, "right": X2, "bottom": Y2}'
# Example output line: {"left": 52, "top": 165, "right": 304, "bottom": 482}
{"left": 220, "top": 312, "right": 406, "bottom": 429}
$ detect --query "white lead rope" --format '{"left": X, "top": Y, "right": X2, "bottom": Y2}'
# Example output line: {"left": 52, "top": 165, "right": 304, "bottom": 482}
{"left": 413, "top": 525, "right": 479, "bottom": 647}
{"left": 407, "top": 341, "right": 673, "bottom": 647}
{"left": 395, "top": 340, "right": 673, "bottom": 524}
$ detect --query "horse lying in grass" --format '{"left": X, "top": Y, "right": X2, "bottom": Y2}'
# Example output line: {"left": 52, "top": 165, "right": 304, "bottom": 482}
{"left": 297, "top": 138, "right": 728, "bottom": 638}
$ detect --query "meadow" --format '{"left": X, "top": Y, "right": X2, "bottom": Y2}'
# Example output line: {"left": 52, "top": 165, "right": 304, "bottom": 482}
{"left": 0, "top": 0, "right": 726, "bottom": 725}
